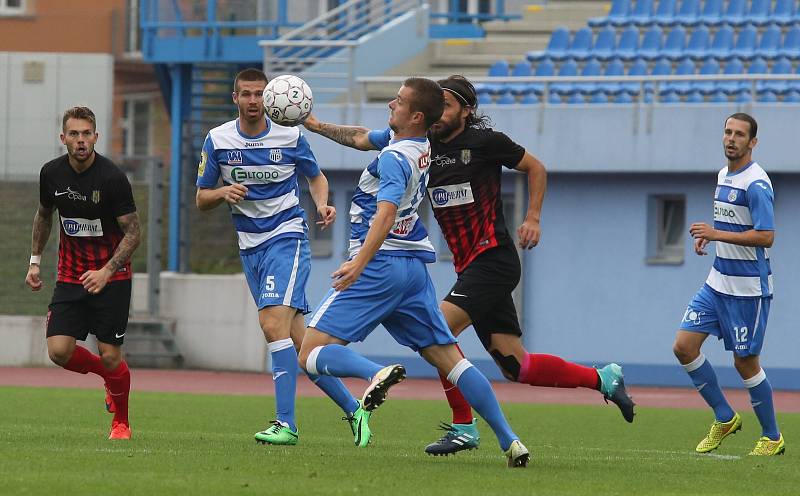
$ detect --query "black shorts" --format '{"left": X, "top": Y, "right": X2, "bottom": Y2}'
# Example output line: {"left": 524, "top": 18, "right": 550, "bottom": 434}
{"left": 443, "top": 243, "right": 522, "bottom": 350}
{"left": 46, "top": 280, "right": 132, "bottom": 346}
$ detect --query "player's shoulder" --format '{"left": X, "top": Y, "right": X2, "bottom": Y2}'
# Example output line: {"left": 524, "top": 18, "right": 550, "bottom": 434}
{"left": 94, "top": 153, "right": 129, "bottom": 180}
{"left": 40, "top": 154, "right": 69, "bottom": 175}
{"left": 207, "top": 119, "right": 239, "bottom": 142}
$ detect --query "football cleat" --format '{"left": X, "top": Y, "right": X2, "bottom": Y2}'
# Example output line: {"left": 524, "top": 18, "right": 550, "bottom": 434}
{"left": 362, "top": 364, "right": 406, "bottom": 412}
{"left": 104, "top": 385, "right": 116, "bottom": 414}
{"left": 504, "top": 439, "right": 530, "bottom": 468}
{"left": 343, "top": 402, "right": 372, "bottom": 448}
{"left": 597, "top": 363, "right": 636, "bottom": 423}
{"left": 696, "top": 412, "right": 742, "bottom": 453}
{"left": 254, "top": 421, "right": 299, "bottom": 446}
{"left": 424, "top": 419, "right": 480, "bottom": 456}
{"left": 748, "top": 434, "right": 785, "bottom": 456}
{"left": 108, "top": 421, "right": 131, "bottom": 440}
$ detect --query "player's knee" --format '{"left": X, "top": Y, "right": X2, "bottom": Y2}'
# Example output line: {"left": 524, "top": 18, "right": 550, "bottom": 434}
{"left": 100, "top": 352, "right": 121, "bottom": 371}
{"left": 297, "top": 347, "right": 311, "bottom": 373}
{"left": 48, "top": 349, "right": 71, "bottom": 367}
{"left": 672, "top": 340, "right": 697, "bottom": 363}
{"left": 490, "top": 350, "right": 521, "bottom": 382}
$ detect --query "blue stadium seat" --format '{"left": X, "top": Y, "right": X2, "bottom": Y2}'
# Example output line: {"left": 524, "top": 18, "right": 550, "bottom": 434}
{"left": 674, "top": 0, "right": 701, "bottom": 27}
{"left": 650, "top": 56, "right": 672, "bottom": 98}
{"left": 739, "top": 57, "right": 769, "bottom": 100}
{"left": 686, "top": 89, "right": 704, "bottom": 102}
{"left": 543, "top": 27, "right": 571, "bottom": 61}
{"left": 764, "top": 56, "right": 793, "bottom": 93}
{"left": 756, "top": 24, "right": 782, "bottom": 59}
{"left": 617, "top": 26, "right": 641, "bottom": 60}
{"left": 694, "top": 57, "right": 720, "bottom": 94}
{"left": 589, "top": 0, "right": 631, "bottom": 27}
{"left": 601, "top": 57, "right": 626, "bottom": 93}
{"left": 496, "top": 89, "right": 516, "bottom": 104}
{"left": 747, "top": 0, "right": 772, "bottom": 26}
{"left": 547, "top": 92, "right": 562, "bottom": 104}
{"left": 698, "top": 0, "right": 724, "bottom": 26}
{"left": 757, "top": 89, "right": 778, "bottom": 102}
{"left": 731, "top": 24, "right": 758, "bottom": 60}
{"left": 520, "top": 92, "right": 540, "bottom": 104}
{"left": 723, "top": 0, "right": 748, "bottom": 27}
{"left": 569, "top": 27, "right": 594, "bottom": 61}
{"left": 567, "top": 93, "right": 585, "bottom": 104}
{"left": 670, "top": 57, "right": 696, "bottom": 94}
{"left": 784, "top": 90, "right": 800, "bottom": 103}
{"left": 661, "top": 25, "right": 688, "bottom": 59}
{"left": 552, "top": 59, "right": 579, "bottom": 95}
{"left": 592, "top": 26, "right": 618, "bottom": 60}
{"left": 685, "top": 25, "right": 711, "bottom": 59}
{"left": 719, "top": 57, "right": 745, "bottom": 94}
{"left": 709, "top": 89, "right": 728, "bottom": 102}
{"left": 772, "top": 0, "right": 797, "bottom": 27}
{"left": 616, "top": 91, "right": 634, "bottom": 103}
{"left": 708, "top": 24, "right": 734, "bottom": 59}
{"left": 478, "top": 92, "right": 493, "bottom": 105}
{"left": 509, "top": 61, "right": 533, "bottom": 95}
{"left": 578, "top": 58, "right": 603, "bottom": 94}
{"left": 734, "top": 88, "right": 752, "bottom": 102}
{"left": 661, "top": 89, "right": 681, "bottom": 102}
{"left": 589, "top": 91, "right": 610, "bottom": 103}
{"left": 529, "top": 58, "right": 556, "bottom": 95}
{"left": 653, "top": 0, "right": 678, "bottom": 26}
{"left": 486, "top": 60, "right": 509, "bottom": 94}
{"left": 629, "top": 0, "right": 655, "bottom": 26}
{"left": 783, "top": 25, "right": 800, "bottom": 58}
{"left": 639, "top": 25, "right": 664, "bottom": 59}
{"left": 747, "top": 56, "right": 769, "bottom": 74}
{"left": 625, "top": 57, "right": 649, "bottom": 95}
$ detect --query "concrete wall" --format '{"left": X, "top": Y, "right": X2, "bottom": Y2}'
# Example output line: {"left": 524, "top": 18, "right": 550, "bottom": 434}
{"left": 0, "top": 52, "right": 113, "bottom": 179}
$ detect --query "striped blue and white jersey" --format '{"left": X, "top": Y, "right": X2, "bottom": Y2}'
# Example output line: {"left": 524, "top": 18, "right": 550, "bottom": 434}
{"left": 196, "top": 118, "right": 320, "bottom": 253}
{"left": 706, "top": 161, "right": 774, "bottom": 297}
{"left": 347, "top": 128, "right": 435, "bottom": 262}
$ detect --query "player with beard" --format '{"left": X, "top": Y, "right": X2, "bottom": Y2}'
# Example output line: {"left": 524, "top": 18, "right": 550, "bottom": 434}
{"left": 26, "top": 106, "right": 140, "bottom": 440}
{"left": 421, "top": 75, "right": 636, "bottom": 456}
{"left": 674, "top": 113, "right": 783, "bottom": 456}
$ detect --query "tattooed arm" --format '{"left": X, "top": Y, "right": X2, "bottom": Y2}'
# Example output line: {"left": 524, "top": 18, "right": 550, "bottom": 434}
{"left": 25, "top": 205, "right": 54, "bottom": 291}
{"left": 302, "top": 113, "right": 376, "bottom": 151}
{"left": 79, "top": 211, "right": 141, "bottom": 294}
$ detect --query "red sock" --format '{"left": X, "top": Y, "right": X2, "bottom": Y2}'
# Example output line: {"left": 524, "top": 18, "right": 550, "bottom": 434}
{"left": 105, "top": 361, "right": 130, "bottom": 425}
{"left": 63, "top": 345, "right": 108, "bottom": 378}
{"left": 438, "top": 344, "right": 473, "bottom": 424}
{"left": 518, "top": 353, "right": 599, "bottom": 389}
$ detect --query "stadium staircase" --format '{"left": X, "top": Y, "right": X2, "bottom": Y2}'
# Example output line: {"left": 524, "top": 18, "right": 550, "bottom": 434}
{"left": 124, "top": 316, "right": 184, "bottom": 369}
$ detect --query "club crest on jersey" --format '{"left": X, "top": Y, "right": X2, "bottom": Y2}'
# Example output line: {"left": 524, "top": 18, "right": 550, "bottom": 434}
{"left": 91, "top": 190, "right": 100, "bottom": 204}
{"left": 269, "top": 149, "right": 283, "bottom": 162}
{"left": 728, "top": 190, "right": 738, "bottom": 202}
{"left": 460, "top": 149, "right": 471, "bottom": 164}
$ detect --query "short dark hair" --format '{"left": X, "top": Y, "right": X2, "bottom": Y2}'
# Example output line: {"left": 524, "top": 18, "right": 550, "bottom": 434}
{"left": 62, "top": 106, "right": 96, "bottom": 132}
{"left": 726, "top": 112, "right": 758, "bottom": 139}
{"left": 234, "top": 68, "right": 268, "bottom": 92}
{"left": 402, "top": 77, "right": 445, "bottom": 129}
{"left": 438, "top": 75, "right": 492, "bottom": 129}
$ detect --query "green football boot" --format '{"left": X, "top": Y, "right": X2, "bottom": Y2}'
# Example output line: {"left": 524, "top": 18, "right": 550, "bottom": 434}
{"left": 254, "top": 421, "right": 299, "bottom": 446}
{"left": 748, "top": 433, "right": 785, "bottom": 456}
{"left": 597, "top": 363, "right": 636, "bottom": 423}
{"left": 344, "top": 402, "right": 372, "bottom": 448}
{"left": 696, "top": 412, "right": 742, "bottom": 453}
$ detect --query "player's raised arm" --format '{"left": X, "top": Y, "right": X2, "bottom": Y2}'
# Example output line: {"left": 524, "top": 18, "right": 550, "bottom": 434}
{"left": 302, "top": 113, "right": 376, "bottom": 151}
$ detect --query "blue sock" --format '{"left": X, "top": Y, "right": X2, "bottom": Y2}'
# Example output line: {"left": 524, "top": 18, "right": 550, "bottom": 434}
{"left": 683, "top": 354, "right": 735, "bottom": 422}
{"left": 449, "top": 360, "right": 516, "bottom": 451}
{"left": 269, "top": 339, "right": 298, "bottom": 431}
{"left": 307, "top": 372, "right": 360, "bottom": 415}
{"left": 308, "top": 344, "right": 383, "bottom": 381}
{"left": 744, "top": 369, "right": 780, "bottom": 440}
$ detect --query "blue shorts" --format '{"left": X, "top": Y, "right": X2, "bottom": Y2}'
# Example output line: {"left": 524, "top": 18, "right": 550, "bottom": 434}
{"left": 308, "top": 254, "right": 457, "bottom": 351}
{"left": 679, "top": 284, "right": 771, "bottom": 356}
{"left": 241, "top": 237, "right": 310, "bottom": 313}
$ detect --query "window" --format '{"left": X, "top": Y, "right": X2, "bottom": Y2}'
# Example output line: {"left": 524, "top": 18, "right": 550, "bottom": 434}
{"left": 301, "top": 190, "right": 333, "bottom": 257}
{"left": 121, "top": 98, "right": 152, "bottom": 156}
{"left": 0, "top": 0, "right": 25, "bottom": 15}
{"left": 647, "top": 195, "right": 686, "bottom": 265}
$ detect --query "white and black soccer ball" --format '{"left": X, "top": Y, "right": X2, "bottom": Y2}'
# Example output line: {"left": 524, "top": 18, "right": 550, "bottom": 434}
{"left": 263, "top": 75, "right": 313, "bottom": 126}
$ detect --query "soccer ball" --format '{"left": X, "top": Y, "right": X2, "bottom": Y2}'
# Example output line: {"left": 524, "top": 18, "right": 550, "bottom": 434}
{"left": 263, "top": 75, "right": 313, "bottom": 126}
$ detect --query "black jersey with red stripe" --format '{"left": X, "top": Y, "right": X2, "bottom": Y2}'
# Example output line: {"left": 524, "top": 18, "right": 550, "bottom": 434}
{"left": 427, "top": 128, "right": 525, "bottom": 273}
{"left": 39, "top": 153, "right": 136, "bottom": 284}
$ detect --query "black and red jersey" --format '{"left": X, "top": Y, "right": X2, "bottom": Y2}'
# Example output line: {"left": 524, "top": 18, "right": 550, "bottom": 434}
{"left": 39, "top": 153, "right": 136, "bottom": 284}
{"left": 427, "top": 128, "right": 525, "bottom": 273}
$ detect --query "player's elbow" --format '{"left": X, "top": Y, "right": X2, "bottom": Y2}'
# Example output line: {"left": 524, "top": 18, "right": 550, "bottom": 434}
{"left": 763, "top": 232, "right": 774, "bottom": 248}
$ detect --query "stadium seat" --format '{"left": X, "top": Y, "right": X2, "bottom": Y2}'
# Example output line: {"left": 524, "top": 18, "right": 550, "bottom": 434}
{"left": 674, "top": 0, "right": 701, "bottom": 27}
{"left": 578, "top": 58, "right": 603, "bottom": 94}
{"left": 529, "top": 58, "right": 555, "bottom": 95}
{"left": 567, "top": 93, "right": 585, "bottom": 104}
{"left": 509, "top": 61, "right": 533, "bottom": 95}
{"left": 709, "top": 89, "right": 729, "bottom": 102}
{"left": 684, "top": 25, "right": 711, "bottom": 59}
{"left": 615, "top": 91, "right": 634, "bottom": 103}
{"left": 723, "top": 0, "right": 747, "bottom": 27}
{"left": 569, "top": 27, "right": 594, "bottom": 61}
{"left": 763, "top": 56, "right": 793, "bottom": 93}
{"left": 520, "top": 92, "right": 540, "bottom": 104}
{"left": 698, "top": 0, "right": 724, "bottom": 26}
{"left": 589, "top": 0, "right": 631, "bottom": 27}
{"left": 670, "top": 57, "right": 696, "bottom": 94}
{"left": 551, "top": 58, "right": 579, "bottom": 95}
{"left": 734, "top": 88, "right": 753, "bottom": 102}
{"left": 719, "top": 57, "right": 745, "bottom": 94}
{"left": 694, "top": 57, "right": 720, "bottom": 94}
{"left": 543, "top": 27, "right": 571, "bottom": 61}
{"left": 661, "top": 25, "right": 688, "bottom": 59}
{"left": 650, "top": 56, "right": 672, "bottom": 97}
{"left": 660, "top": 89, "right": 681, "bottom": 102}
{"left": 625, "top": 57, "right": 649, "bottom": 95}
{"left": 486, "top": 60, "right": 509, "bottom": 95}
{"left": 757, "top": 89, "right": 778, "bottom": 102}
{"left": 653, "top": 0, "right": 677, "bottom": 26}
{"left": 639, "top": 25, "right": 664, "bottom": 59}
{"left": 617, "top": 26, "right": 641, "bottom": 60}
{"left": 589, "top": 91, "right": 610, "bottom": 103}
{"left": 784, "top": 89, "right": 800, "bottom": 102}
{"left": 708, "top": 24, "right": 734, "bottom": 59}
{"left": 772, "top": 0, "right": 797, "bottom": 27}
{"left": 686, "top": 89, "right": 704, "bottom": 102}
{"left": 734, "top": 57, "right": 768, "bottom": 100}
{"left": 496, "top": 89, "right": 516, "bottom": 104}
{"left": 746, "top": 0, "right": 772, "bottom": 26}
{"left": 477, "top": 92, "right": 493, "bottom": 105}
{"left": 601, "top": 57, "right": 626, "bottom": 94}
{"left": 592, "top": 26, "right": 618, "bottom": 60}
{"left": 731, "top": 24, "right": 758, "bottom": 60}
{"left": 781, "top": 24, "right": 800, "bottom": 58}
{"left": 756, "top": 24, "right": 782, "bottom": 59}
{"left": 547, "top": 92, "right": 562, "bottom": 104}
{"left": 628, "top": 0, "right": 655, "bottom": 26}
{"left": 747, "top": 56, "right": 769, "bottom": 74}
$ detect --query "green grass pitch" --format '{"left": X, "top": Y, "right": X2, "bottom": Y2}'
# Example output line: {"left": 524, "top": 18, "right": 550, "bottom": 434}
{"left": 1, "top": 386, "right": 796, "bottom": 495}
